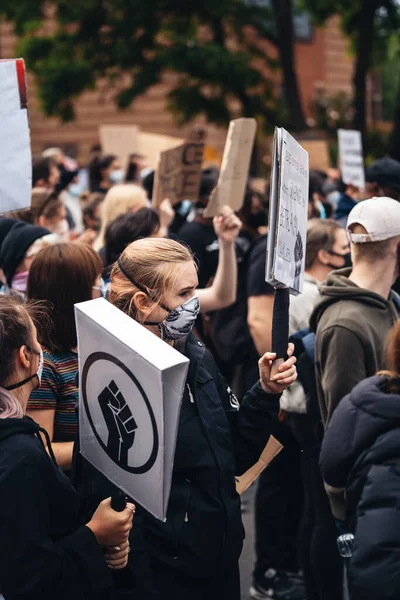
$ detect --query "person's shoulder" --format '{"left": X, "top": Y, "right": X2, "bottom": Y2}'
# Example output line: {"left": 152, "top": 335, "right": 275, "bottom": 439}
{"left": 0, "top": 431, "right": 49, "bottom": 474}
{"left": 43, "top": 348, "right": 78, "bottom": 368}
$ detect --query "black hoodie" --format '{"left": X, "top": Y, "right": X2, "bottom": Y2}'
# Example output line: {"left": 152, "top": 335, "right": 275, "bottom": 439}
{"left": 320, "top": 376, "right": 400, "bottom": 600}
{"left": 0, "top": 416, "right": 112, "bottom": 600}
{"left": 310, "top": 268, "right": 399, "bottom": 426}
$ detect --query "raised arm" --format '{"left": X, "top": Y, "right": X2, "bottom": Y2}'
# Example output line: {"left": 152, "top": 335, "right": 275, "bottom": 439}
{"left": 197, "top": 206, "right": 241, "bottom": 313}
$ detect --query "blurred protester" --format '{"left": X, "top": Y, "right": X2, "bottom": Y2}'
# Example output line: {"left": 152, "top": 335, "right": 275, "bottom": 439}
{"left": 102, "top": 208, "right": 161, "bottom": 278}
{"left": 279, "top": 219, "right": 349, "bottom": 600}
{"left": 42, "top": 147, "right": 79, "bottom": 194}
{"left": 320, "top": 320, "right": 400, "bottom": 600}
{"left": 31, "top": 189, "right": 71, "bottom": 242}
{"left": 82, "top": 193, "right": 103, "bottom": 234}
{"left": 89, "top": 154, "right": 122, "bottom": 195}
{"left": 27, "top": 243, "right": 103, "bottom": 472}
{"left": 311, "top": 197, "right": 400, "bottom": 431}
{"left": 32, "top": 154, "right": 60, "bottom": 190}
{"left": 125, "top": 153, "right": 146, "bottom": 183}
{"left": 177, "top": 168, "right": 220, "bottom": 288}
{"left": 94, "top": 183, "right": 148, "bottom": 251}
{"left": 74, "top": 236, "right": 297, "bottom": 600}
{"left": 61, "top": 178, "right": 85, "bottom": 235}
{"left": 365, "top": 156, "right": 400, "bottom": 201}
{"left": 0, "top": 222, "right": 54, "bottom": 295}
{"left": 0, "top": 295, "right": 135, "bottom": 600}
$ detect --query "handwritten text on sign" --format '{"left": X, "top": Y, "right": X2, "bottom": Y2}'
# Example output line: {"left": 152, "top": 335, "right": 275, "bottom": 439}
{"left": 274, "top": 130, "right": 309, "bottom": 293}
{"left": 153, "top": 142, "right": 204, "bottom": 207}
{"left": 338, "top": 129, "right": 365, "bottom": 190}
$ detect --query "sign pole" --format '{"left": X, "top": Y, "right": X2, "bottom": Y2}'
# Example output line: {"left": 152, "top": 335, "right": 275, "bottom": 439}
{"left": 271, "top": 288, "right": 290, "bottom": 379}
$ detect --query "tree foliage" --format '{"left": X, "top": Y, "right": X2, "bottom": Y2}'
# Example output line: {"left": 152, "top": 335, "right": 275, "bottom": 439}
{"left": 0, "top": 0, "right": 286, "bottom": 128}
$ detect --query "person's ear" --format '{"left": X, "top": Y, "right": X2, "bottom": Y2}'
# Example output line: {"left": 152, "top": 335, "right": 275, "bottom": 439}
{"left": 18, "top": 345, "right": 31, "bottom": 370}
{"left": 317, "top": 248, "right": 330, "bottom": 266}
{"left": 132, "top": 291, "right": 153, "bottom": 315}
{"left": 38, "top": 215, "right": 47, "bottom": 228}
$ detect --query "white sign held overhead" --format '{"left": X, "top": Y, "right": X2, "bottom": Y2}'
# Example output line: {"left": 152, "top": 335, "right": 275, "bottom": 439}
{"left": 0, "top": 59, "right": 31, "bottom": 215}
{"left": 338, "top": 129, "right": 365, "bottom": 190}
{"left": 75, "top": 298, "right": 189, "bottom": 521}
{"left": 266, "top": 127, "right": 309, "bottom": 295}
{"left": 203, "top": 118, "right": 257, "bottom": 217}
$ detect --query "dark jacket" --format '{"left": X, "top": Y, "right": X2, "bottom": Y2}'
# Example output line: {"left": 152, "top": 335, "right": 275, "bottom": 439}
{"left": 320, "top": 376, "right": 400, "bottom": 599}
{"left": 334, "top": 193, "right": 357, "bottom": 228}
{"left": 0, "top": 416, "right": 112, "bottom": 600}
{"left": 310, "top": 268, "right": 399, "bottom": 426}
{"left": 74, "top": 333, "right": 281, "bottom": 582}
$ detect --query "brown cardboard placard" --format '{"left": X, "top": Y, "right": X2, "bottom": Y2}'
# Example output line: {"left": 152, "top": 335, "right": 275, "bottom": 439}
{"left": 235, "top": 435, "right": 284, "bottom": 495}
{"left": 99, "top": 125, "right": 139, "bottom": 171}
{"left": 138, "top": 132, "right": 185, "bottom": 171}
{"left": 152, "top": 141, "right": 204, "bottom": 208}
{"left": 203, "top": 118, "right": 257, "bottom": 218}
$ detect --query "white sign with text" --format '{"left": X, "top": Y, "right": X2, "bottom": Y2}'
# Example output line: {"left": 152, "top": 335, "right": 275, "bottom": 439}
{"left": 338, "top": 129, "right": 365, "bottom": 189}
{"left": 266, "top": 128, "right": 309, "bottom": 294}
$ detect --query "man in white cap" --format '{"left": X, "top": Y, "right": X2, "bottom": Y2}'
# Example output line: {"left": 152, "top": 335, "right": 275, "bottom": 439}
{"left": 310, "top": 197, "right": 400, "bottom": 429}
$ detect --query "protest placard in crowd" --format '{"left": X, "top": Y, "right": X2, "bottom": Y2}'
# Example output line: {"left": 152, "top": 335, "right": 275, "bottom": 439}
{"left": 0, "top": 59, "right": 31, "bottom": 215}
{"left": 153, "top": 141, "right": 204, "bottom": 208}
{"left": 138, "top": 131, "right": 185, "bottom": 170}
{"left": 266, "top": 127, "right": 309, "bottom": 295}
{"left": 75, "top": 298, "right": 189, "bottom": 521}
{"left": 337, "top": 128, "right": 365, "bottom": 190}
{"left": 99, "top": 125, "right": 139, "bottom": 171}
{"left": 204, "top": 118, "right": 257, "bottom": 217}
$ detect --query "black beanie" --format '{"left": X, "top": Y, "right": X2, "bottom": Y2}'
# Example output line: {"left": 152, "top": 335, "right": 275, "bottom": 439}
{"left": 0, "top": 218, "right": 18, "bottom": 249}
{"left": 0, "top": 221, "right": 50, "bottom": 286}
{"left": 365, "top": 156, "right": 400, "bottom": 192}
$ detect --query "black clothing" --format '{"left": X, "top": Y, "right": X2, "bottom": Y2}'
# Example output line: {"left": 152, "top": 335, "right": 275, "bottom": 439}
{"left": 74, "top": 333, "right": 282, "bottom": 596}
{"left": 320, "top": 375, "right": 400, "bottom": 600}
{"left": 0, "top": 222, "right": 50, "bottom": 286}
{"left": 365, "top": 156, "right": 400, "bottom": 192}
{"left": 177, "top": 220, "right": 218, "bottom": 288}
{"left": 246, "top": 235, "right": 274, "bottom": 298}
{"left": 0, "top": 416, "right": 112, "bottom": 600}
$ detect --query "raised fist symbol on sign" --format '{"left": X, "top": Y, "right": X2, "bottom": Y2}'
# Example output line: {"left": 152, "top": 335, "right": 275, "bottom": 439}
{"left": 98, "top": 380, "right": 137, "bottom": 467}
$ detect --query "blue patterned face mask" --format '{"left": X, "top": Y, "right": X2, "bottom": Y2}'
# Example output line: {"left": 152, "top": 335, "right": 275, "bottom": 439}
{"left": 152, "top": 296, "right": 200, "bottom": 341}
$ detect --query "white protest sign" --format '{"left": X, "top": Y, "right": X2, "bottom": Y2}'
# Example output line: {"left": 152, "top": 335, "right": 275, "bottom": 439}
{"left": 99, "top": 125, "right": 139, "bottom": 171}
{"left": 0, "top": 59, "right": 31, "bottom": 215}
{"left": 266, "top": 128, "right": 309, "bottom": 295}
{"left": 338, "top": 129, "right": 365, "bottom": 189}
{"left": 75, "top": 298, "right": 189, "bottom": 521}
{"left": 153, "top": 141, "right": 204, "bottom": 208}
{"left": 203, "top": 118, "right": 257, "bottom": 217}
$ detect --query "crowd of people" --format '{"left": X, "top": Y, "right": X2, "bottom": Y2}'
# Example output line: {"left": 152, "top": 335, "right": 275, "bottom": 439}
{"left": 0, "top": 142, "right": 400, "bottom": 600}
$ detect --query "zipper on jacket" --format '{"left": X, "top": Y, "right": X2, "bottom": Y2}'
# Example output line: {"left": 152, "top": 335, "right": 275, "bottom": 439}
{"left": 187, "top": 383, "right": 195, "bottom": 403}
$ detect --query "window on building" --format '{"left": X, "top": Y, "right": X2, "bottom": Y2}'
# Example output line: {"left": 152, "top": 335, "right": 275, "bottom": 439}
{"left": 245, "top": 0, "right": 313, "bottom": 42}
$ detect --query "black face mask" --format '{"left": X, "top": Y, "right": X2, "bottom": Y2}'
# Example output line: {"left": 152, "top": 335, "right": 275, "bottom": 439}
{"left": 247, "top": 210, "right": 268, "bottom": 230}
{"left": 326, "top": 250, "right": 352, "bottom": 270}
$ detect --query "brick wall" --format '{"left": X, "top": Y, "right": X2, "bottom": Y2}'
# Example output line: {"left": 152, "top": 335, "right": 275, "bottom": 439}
{"left": 0, "top": 15, "right": 355, "bottom": 164}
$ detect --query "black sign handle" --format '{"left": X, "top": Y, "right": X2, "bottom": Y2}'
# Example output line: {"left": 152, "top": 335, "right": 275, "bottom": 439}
{"left": 271, "top": 287, "right": 290, "bottom": 379}
{"left": 111, "top": 490, "right": 127, "bottom": 512}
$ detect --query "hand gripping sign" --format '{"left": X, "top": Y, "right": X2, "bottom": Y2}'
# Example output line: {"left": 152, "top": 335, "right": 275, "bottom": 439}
{"left": 0, "top": 59, "right": 31, "bottom": 215}
{"left": 75, "top": 298, "right": 189, "bottom": 521}
{"left": 266, "top": 128, "right": 309, "bottom": 376}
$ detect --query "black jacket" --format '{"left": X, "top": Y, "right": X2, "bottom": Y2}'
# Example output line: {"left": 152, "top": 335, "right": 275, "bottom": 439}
{"left": 0, "top": 416, "right": 112, "bottom": 600}
{"left": 74, "top": 333, "right": 281, "bottom": 581}
{"left": 320, "top": 376, "right": 400, "bottom": 600}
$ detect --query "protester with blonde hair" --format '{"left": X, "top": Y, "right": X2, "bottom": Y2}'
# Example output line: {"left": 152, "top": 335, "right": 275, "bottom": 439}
{"left": 0, "top": 295, "right": 135, "bottom": 600}
{"left": 74, "top": 236, "right": 297, "bottom": 600}
{"left": 94, "top": 183, "right": 148, "bottom": 250}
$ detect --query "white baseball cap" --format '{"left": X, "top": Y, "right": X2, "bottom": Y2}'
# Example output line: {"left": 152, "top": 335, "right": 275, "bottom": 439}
{"left": 347, "top": 197, "right": 400, "bottom": 243}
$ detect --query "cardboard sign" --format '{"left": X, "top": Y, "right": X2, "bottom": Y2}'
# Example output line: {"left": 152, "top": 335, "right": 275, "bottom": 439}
{"left": 0, "top": 59, "right": 31, "bottom": 215}
{"left": 266, "top": 128, "right": 309, "bottom": 295}
{"left": 153, "top": 142, "right": 204, "bottom": 208}
{"left": 235, "top": 436, "right": 283, "bottom": 495}
{"left": 338, "top": 129, "right": 365, "bottom": 189}
{"left": 75, "top": 298, "right": 189, "bottom": 521}
{"left": 99, "top": 125, "right": 139, "bottom": 171}
{"left": 138, "top": 132, "right": 185, "bottom": 171}
{"left": 204, "top": 118, "right": 257, "bottom": 217}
